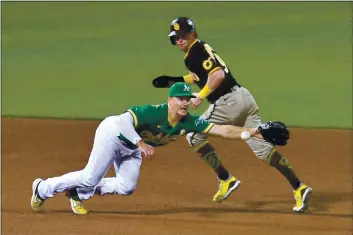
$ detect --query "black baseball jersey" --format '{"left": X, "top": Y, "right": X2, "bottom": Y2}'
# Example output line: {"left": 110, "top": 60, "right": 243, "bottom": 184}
{"left": 184, "top": 40, "right": 240, "bottom": 103}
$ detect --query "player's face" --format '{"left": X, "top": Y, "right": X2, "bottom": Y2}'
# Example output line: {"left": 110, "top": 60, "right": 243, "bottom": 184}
{"left": 175, "top": 33, "right": 194, "bottom": 52}
{"left": 169, "top": 96, "right": 191, "bottom": 116}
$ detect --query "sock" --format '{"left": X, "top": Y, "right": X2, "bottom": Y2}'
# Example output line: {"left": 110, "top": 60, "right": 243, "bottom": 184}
{"left": 266, "top": 151, "right": 301, "bottom": 190}
{"left": 195, "top": 142, "right": 230, "bottom": 180}
{"left": 68, "top": 188, "right": 80, "bottom": 200}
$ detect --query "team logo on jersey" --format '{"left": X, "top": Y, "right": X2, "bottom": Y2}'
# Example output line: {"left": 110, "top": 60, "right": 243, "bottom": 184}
{"left": 173, "top": 23, "right": 180, "bottom": 31}
{"left": 184, "top": 84, "right": 191, "bottom": 91}
{"left": 202, "top": 59, "right": 213, "bottom": 70}
{"left": 195, "top": 117, "right": 208, "bottom": 126}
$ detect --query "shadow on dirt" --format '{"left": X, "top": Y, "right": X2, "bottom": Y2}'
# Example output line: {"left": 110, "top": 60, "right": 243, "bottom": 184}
{"left": 243, "top": 191, "right": 352, "bottom": 214}
{"left": 47, "top": 191, "right": 352, "bottom": 219}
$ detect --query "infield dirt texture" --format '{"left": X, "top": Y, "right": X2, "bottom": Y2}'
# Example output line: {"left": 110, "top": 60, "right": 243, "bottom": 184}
{"left": 2, "top": 2, "right": 352, "bottom": 235}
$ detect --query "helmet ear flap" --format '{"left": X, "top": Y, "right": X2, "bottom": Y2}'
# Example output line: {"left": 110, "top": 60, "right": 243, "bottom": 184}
{"left": 170, "top": 36, "right": 176, "bottom": 45}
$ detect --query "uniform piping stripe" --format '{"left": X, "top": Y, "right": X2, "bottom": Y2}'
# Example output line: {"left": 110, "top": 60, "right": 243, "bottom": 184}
{"left": 127, "top": 110, "right": 138, "bottom": 128}
{"left": 184, "top": 39, "right": 199, "bottom": 59}
{"left": 206, "top": 104, "right": 216, "bottom": 121}
{"left": 202, "top": 123, "right": 215, "bottom": 134}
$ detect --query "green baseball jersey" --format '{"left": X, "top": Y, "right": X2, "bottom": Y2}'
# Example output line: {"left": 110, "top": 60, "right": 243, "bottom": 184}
{"left": 119, "top": 103, "right": 214, "bottom": 148}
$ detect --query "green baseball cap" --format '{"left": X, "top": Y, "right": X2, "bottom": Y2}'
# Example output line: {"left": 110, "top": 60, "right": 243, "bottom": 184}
{"left": 168, "top": 82, "right": 196, "bottom": 98}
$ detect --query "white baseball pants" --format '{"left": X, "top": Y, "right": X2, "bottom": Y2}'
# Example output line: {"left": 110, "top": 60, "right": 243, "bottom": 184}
{"left": 37, "top": 115, "right": 142, "bottom": 200}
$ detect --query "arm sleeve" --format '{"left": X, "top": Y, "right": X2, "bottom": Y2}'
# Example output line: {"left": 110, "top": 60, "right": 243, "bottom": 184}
{"left": 127, "top": 104, "right": 165, "bottom": 127}
{"left": 116, "top": 112, "right": 142, "bottom": 145}
{"left": 183, "top": 74, "right": 195, "bottom": 84}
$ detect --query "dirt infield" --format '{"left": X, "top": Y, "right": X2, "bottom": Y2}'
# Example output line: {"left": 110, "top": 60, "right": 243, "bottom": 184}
{"left": 2, "top": 117, "right": 352, "bottom": 235}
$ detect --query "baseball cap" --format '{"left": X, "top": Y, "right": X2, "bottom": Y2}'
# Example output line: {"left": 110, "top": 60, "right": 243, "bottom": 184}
{"left": 168, "top": 17, "right": 196, "bottom": 45}
{"left": 168, "top": 82, "right": 196, "bottom": 98}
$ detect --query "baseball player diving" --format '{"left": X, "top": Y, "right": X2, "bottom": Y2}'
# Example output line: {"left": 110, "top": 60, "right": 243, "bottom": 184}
{"left": 152, "top": 17, "right": 312, "bottom": 213}
{"left": 31, "top": 82, "right": 289, "bottom": 215}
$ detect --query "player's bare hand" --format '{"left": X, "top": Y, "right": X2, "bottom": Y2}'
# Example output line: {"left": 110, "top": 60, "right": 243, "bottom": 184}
{"left": 136, "top": 140, "right": 155, "bottom": 160}
{"left": 191, "top": 93, "right": 203, "bottom": 108}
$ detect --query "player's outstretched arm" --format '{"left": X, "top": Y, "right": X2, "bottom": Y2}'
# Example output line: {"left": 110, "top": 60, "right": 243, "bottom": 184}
{"left": 207, "top": 121, "right": 290, "bottom": 146}
{"left": 207, "top": 124, "right": 261, "bottom": 140}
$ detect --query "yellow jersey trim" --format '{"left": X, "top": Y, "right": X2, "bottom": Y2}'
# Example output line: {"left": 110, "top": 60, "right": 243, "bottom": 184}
{"left": 127, "top": 110, "right": 138, "bottom": 128}
{"left": 202, "top": 123, "right": 215, "bottom": 134}
{"left": 208, "top": 67, "right": 222, "bottom": 77}
{"left": 184, "top": 39, "right": 198, "bottom": 59}
{"left": 168, "top": 117, "right": 178, "bottom": 127}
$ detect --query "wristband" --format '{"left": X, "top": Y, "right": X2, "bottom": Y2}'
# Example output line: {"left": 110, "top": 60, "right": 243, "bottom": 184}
{"left": 198, "top": 84, "right": 214, "bottom": 99}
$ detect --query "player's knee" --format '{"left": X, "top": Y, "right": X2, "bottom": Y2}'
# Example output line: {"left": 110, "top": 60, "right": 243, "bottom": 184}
{"left": 120, "top": 189, "right": 135, "bottom": 196}
{"left": 117, "top": 183, "right": 136, "bottom": 196}
{"left": 247, "top": 138, "right": 274, "bottom": 161}
{"left": 115, "top": 180, "right": 137, "bottom": 196}
{"left": 82, "top": 177, "right": 100, "bottom": 188}
{"left": 81, "top": 173, "right": 101, "bottom": 188}
{"left": 253, "top": 145, "right": 274, "bottom": 160}
{"left": 248, "top": 144, "right": 274, "bottom": 161}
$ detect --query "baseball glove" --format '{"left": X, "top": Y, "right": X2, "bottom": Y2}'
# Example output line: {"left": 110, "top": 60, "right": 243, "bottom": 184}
{"left": 258, "top": 121, "right": 289, "bottom": 146}
{"left": 152, "top": 75, "right": 184, "bottom": 88}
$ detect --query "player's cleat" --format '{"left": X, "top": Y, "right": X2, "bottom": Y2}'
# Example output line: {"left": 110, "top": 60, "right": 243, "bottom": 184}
{"left": 293, "top": 184, "right": 312, "bottom": 213}
{"left": 66, "top": 189, "right": 88, "bottom": 215}
{"left": 31, "top": 178, "right": 45, "bottom": 212}
{"left": 69, "top": 198, "right": 88, "bottom": 215}
{"left": 213, "top": 175, "right": 241, "bottom": 203}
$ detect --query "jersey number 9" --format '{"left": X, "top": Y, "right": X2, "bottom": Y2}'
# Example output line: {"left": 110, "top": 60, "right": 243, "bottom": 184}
{"left": 204, "top": 44, "right": 229, "bottom": 74}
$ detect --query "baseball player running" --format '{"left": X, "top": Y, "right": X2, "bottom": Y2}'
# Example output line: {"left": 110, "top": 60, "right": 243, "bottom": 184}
{"left": 152, "top": 17, "right": 312, "bottom": 213}
{"left": 31, "top": 82, "right": 289, "bottom": 215}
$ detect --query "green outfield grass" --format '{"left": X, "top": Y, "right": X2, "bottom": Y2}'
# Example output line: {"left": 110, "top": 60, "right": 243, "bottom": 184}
{"left": 2, "top": 2, "right": 352, "bottom": 128}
